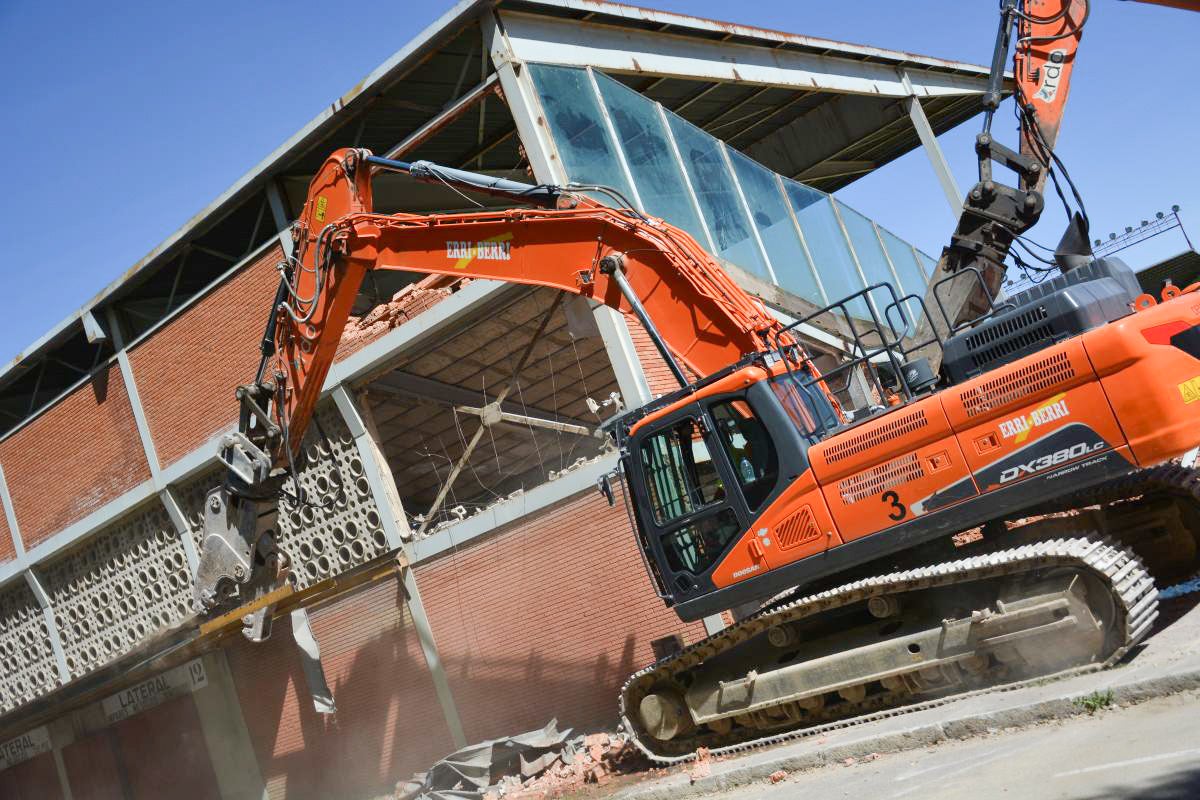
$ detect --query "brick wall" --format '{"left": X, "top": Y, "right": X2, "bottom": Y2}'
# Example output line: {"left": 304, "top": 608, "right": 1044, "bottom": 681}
{"left": 0, "top": 365, "right": 148, "bottom": 549}
{"left": 627, "top": 318, "right": 699, "bottom": 398}
{"left": 0, "top": 495, "right": 14, "bottom": 563}
{"left": 0, "top": 751, "right": 63, "bottom": 800}
{"left": 413, "top": 484, "right": 705, "bottom": 743}
{"left": 61, "top": 730, "right": 123, "bottom": 800}
{"left": 228, "top": 580, "right": 455, "bottom": 800}
{"left": 130, "top": 246, "right": 284, "bottom": 469}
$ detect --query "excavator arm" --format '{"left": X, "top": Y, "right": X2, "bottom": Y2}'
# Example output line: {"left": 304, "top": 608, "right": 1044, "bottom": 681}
{"left": 192, "top": 147, "right": 811, "bottom": 615}
{"left": 919, "top": 0, "right": 1089, "bottom": 350}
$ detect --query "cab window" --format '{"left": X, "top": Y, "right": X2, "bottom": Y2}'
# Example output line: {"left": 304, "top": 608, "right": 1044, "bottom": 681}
{"left": 709, "top": 399, "right": 779, "bottom": 512}
{"left": 662, "top": 508, "right": 741, "bottom": 575}
{"left": 639, "top": 418, "right": 725, "bottom": 525}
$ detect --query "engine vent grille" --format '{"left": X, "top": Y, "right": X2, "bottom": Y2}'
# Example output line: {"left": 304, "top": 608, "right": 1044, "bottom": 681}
{"left": 838, "top": 453, "right": 926, "bottom": 505}
{"left": 776, "top": 506, "right": 821, "bottom": 550}
{"left": 967, "top": 306, "right": 1054, "bottom": 371}
{"left": 824, "top": 409, "right": 928, "bottom": 464}
{"left": 960, "top": 350, "right": 1076, "bottom": 418}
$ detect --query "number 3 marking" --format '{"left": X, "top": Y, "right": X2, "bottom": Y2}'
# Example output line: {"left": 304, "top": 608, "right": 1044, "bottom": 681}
{"left": 882, "top": 490, "right": 907, "bottom": 521}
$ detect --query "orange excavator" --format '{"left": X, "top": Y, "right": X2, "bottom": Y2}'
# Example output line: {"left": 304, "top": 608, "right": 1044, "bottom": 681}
{"left": 194, "top": 0, "right": 1200, "bottom": 759}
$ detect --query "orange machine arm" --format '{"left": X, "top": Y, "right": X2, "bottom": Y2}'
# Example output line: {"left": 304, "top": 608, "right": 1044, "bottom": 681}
{"left": 268, "top": 148, "right": 798, "bottom": 458}
{"left": 1012, "top": 0, "right": 1088, "bottom": 169}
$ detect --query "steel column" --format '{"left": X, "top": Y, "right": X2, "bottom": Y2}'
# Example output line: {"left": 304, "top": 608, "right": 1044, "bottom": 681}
{"left": 24, "top": 568, "right": 70, "bottom": 684}
{"left": 193, "top": 650, "right": 270, "bottom": 800}
{"left": 330, "top": 384, "right": 467, "bottom": 748}
{"left": 265, "top": 180, "right": 294, "bottom": 258}
{"left": 899, "top": 68, "right": 964, "bottom": 220}
{"left": 103, "top": 310, "right": 203, "bottom": 586}
{"left": 103, "top": 309, "right": 163, "bottom": 484}
{"left": 50, "top": 746, "right": 75, "bottom": 800}
{"left": 160, "top": 487, "right": 201, "bottom": 576}
{"left": 0, "top": 463, "right": 26, "bottom": 558}
{"left": 484, "top": 11, "right": 568, "bottom": 184}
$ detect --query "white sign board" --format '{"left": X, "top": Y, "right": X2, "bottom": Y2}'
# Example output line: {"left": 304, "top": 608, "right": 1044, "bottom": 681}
{"left": 0, "top": 726, "right": 52, "bottom": 772}
{"left": 101, "top": 658, "right": 208, "bottom": 725}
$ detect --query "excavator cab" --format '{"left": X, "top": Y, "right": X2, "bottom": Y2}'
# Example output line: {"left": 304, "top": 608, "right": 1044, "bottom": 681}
{"left": 619, "top": 360, "right": 827, "bottom": 609}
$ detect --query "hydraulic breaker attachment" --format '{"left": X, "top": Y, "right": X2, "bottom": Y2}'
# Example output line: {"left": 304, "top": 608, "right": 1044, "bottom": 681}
{"left": 193, "top": 430, "right": 290, "bottom": 620}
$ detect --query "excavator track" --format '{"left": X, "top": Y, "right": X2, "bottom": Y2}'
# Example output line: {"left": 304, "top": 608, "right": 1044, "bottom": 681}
{"left": 620, "top": 531, "right": 1158, "bottom": 762}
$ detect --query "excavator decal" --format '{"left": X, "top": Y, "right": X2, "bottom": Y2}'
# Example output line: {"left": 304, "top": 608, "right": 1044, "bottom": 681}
{"left": 986, "top": 423, "right": 1109, "bottom": 486}
{"left": 447, "top": 233, "right": 514, "bottom": 268}
{"left": 998, "top": 391, "right": 1070, "bottom": 443}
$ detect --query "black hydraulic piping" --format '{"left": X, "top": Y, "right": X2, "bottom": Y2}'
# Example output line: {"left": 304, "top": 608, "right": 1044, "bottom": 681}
{"left": 363, "top": 154, "right": 561, "bottom": 208}
{"left": 600, "top": 254, "right": 689, "bottom": 389}
{"left": 982, "top": 0, "right": 1018, "bottom": 133}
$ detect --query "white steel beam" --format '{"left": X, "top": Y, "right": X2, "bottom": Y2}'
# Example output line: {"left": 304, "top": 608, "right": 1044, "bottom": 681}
{"left": 0, "top": 463, "right": 26, "bottom": 559}
{"left": 160, "top": 487, "right": 201, "bottom": 576}
{"left": 24, "top": 569, "right": 71, "bottom": 684}
{"left": 498, "top": 11, "right": 992, "bottom": 99}
{"left": 103, "top": 308, "right": 163, "bottom": 485}
{"left": 899, "top": 68, "right": 964, "bottom": 220}
{"left": 484, "top": 11, "right": 567, "bottom": 183}
{"left": 193, "top": 651, "right": 271, "bottom": 800}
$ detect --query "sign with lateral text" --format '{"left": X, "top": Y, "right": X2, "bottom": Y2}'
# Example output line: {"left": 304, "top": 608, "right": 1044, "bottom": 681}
{"left": 101, "top": 658, "right": 208, "bottom": 725}
{"left": 0, "top": 726, "right": 51, "bottom": 772}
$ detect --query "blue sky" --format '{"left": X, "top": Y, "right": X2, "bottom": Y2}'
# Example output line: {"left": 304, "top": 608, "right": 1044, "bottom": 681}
{"left": 0, "top": 0, "right": 1196, "bottom": 361}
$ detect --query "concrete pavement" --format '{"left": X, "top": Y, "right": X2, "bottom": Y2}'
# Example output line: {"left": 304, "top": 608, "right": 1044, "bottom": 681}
{"left": 701, "top": 689, "right": 1200, "bottom": 800}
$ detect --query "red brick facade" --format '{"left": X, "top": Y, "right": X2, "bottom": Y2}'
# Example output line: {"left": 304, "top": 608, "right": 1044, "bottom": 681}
{"left": 414, "top": 484, "right": 705, "bottom": 742}
{"left": 227, "top": 580, "right": 456, "bottom": 800}
{"left": 130, "top": 246, "right": 284, "bottom": 469}
{"left": 627, "top": 318, "right": 699, "bottom": 397}
{"left": 0, "top": 751, "right": 63, "bottom": 800}
{"left": 0, "top": 364, "right": 148, "bottom": 549}
{"left": 0, "top": 495, "right": 15, "bottom": 563}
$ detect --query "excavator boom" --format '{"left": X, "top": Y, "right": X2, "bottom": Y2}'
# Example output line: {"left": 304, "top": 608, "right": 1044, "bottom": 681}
{"left": 274, "top": 150, "right": 799, "bottom": 458}
{"left": 192, "top": 147, "right": 823, "bottom": 613}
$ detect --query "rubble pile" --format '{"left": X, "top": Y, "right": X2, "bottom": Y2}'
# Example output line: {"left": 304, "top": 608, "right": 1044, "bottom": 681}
{"left": 396, "top": 721, "right": 649, "bottom": 800}
{"left": 484, "top": 732, "right": 646, "bottom": 799}
{"left": 337, "top": 277, "right": 468, "bottom": 358}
